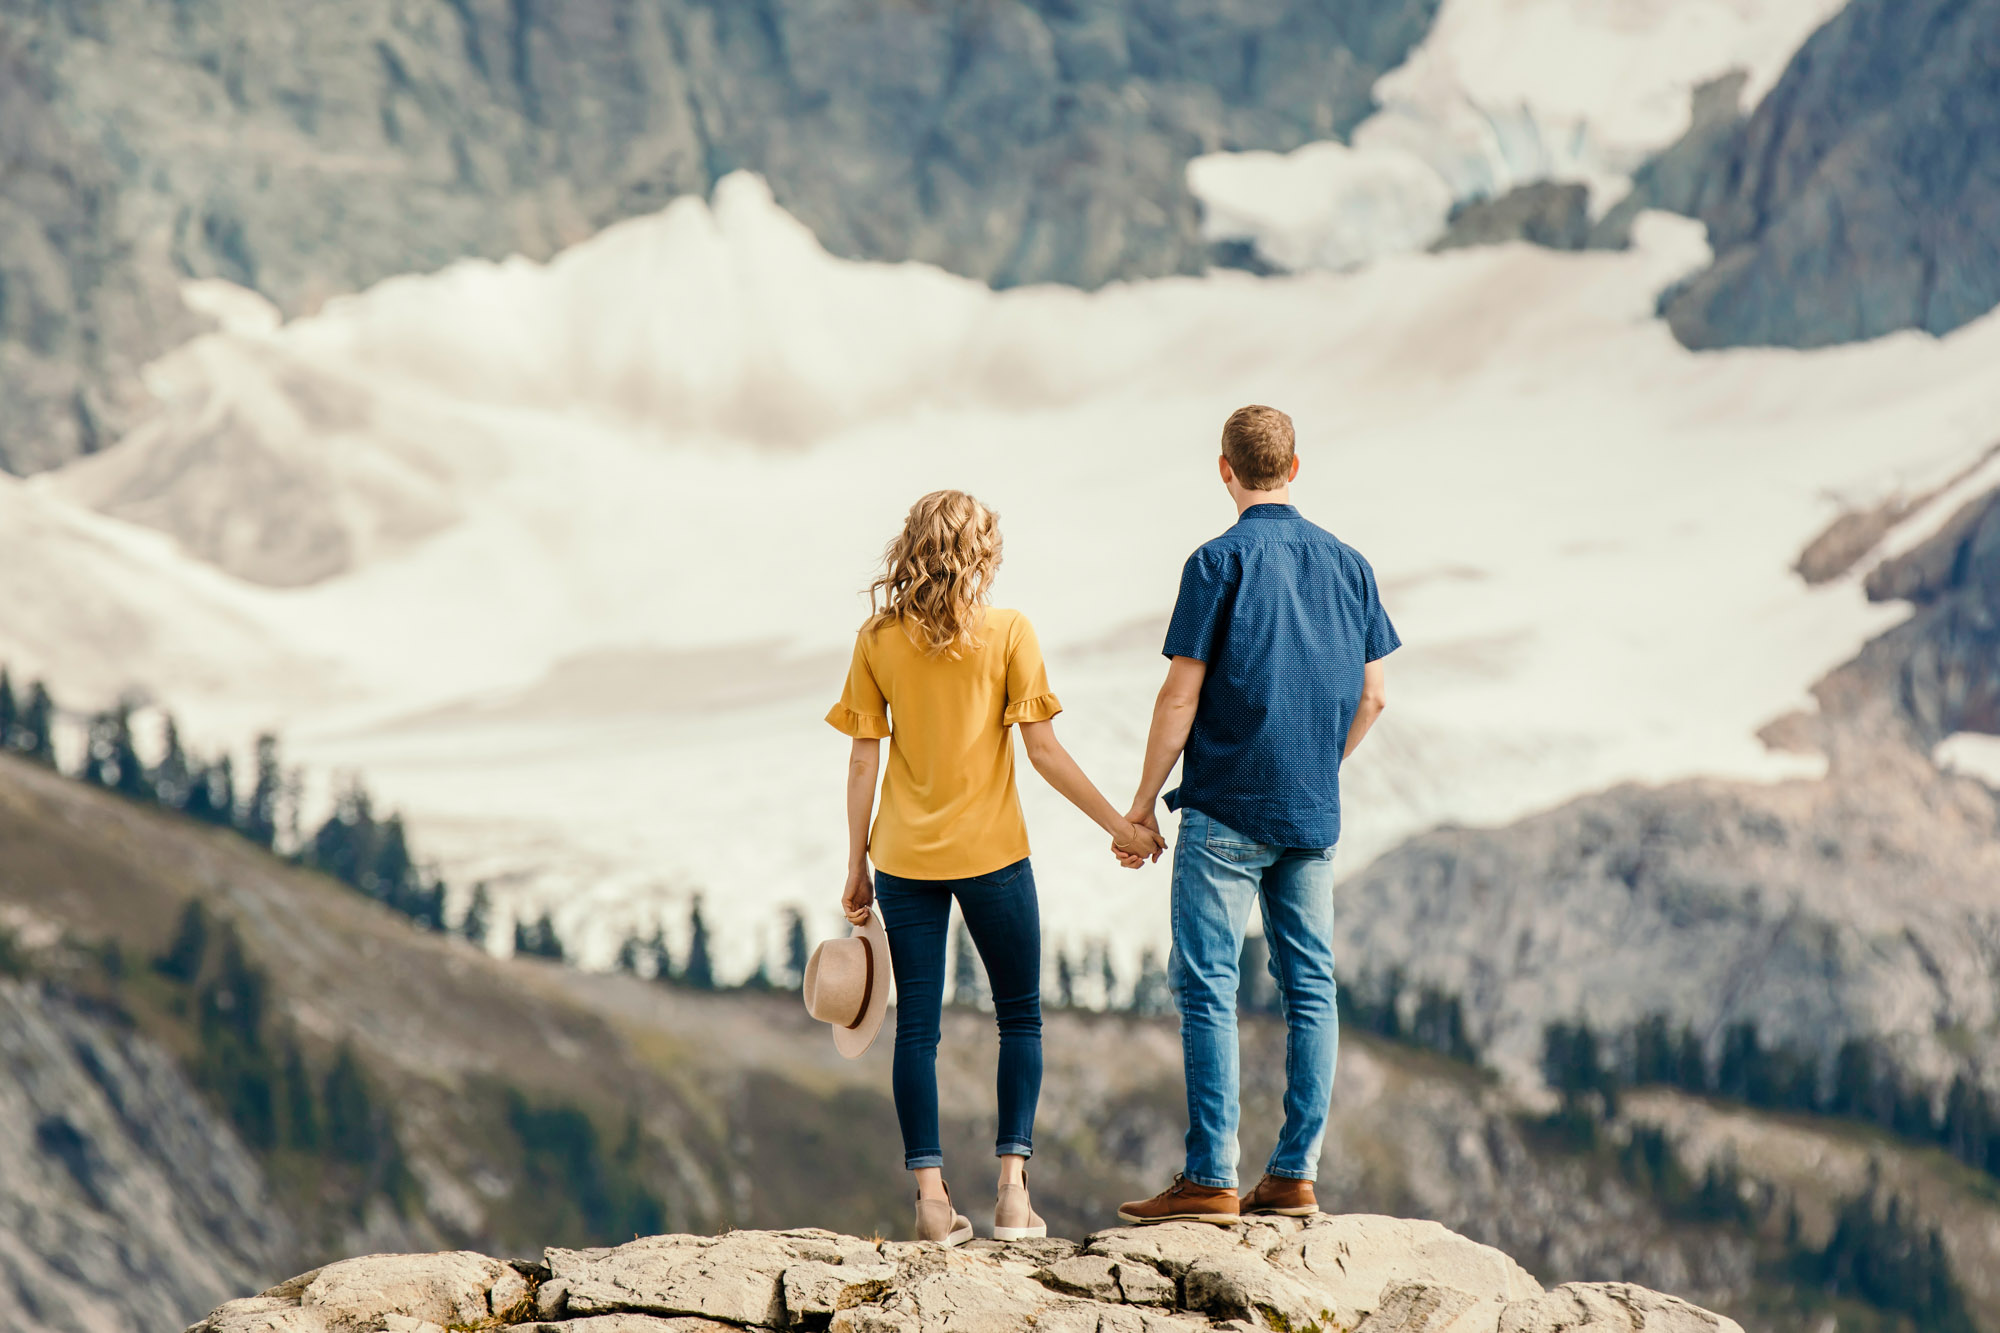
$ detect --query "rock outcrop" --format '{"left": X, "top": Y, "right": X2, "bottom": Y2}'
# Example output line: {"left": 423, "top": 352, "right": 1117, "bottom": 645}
{"left": 1336, "top": 480, "right": 2000, "bottom": 1094}
{"left": 186, "top": 1217, "right": 1739, "bottom": 1333}
{"left": 1431, "top": 184, "right": 1589, "bottom": 255}
{"left": 1660, "top": 0, "right": 2000, "bottom": 350}
{"left": 0, "top": 976, "right": 294, "bottom": 1333}
{"left": 0, "top": 0, "right": 1440, "bottom": 474}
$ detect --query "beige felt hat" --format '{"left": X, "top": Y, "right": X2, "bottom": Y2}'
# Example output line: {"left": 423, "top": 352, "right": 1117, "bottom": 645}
{"left": 804, "top": 909, "right": 891, "bottom": 1059}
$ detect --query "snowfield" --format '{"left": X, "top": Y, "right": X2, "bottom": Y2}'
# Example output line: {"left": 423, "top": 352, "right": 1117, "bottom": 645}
{"left": 6, "top": 163, "right": 1999, "bottom": 979}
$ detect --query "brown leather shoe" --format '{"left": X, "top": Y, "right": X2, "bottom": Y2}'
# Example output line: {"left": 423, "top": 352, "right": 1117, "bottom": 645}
{"left": 1241, "top": 1174, "right": 1319, "bottom": 1217}
{"left": 1117, "top": 1173, "right": 1240, "bottom": 1226}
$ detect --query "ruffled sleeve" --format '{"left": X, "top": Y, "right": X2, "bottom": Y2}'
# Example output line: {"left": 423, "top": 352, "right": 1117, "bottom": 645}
{"left": 1002, "top": 613, "right": 1062, "bottom": 727}
{"left": 827, "top": 632, "right": 892, "bottom": 738}
{"left": 825, "top": 703, "right": 892, "bottom": 738}
{"left": 1002, "top": 692, "right": 1063, "bottom": 726}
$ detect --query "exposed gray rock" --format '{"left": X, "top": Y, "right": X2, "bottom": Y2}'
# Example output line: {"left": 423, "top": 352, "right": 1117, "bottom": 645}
{"left": 0, "top": 978, "right": 294, "bottom": 1333}
{"left": 0, "top": 0, "right": 1441, "bottom": 475}
{"left": 1660, "top": 0, "right": 2000, "bottom": 349}
{"left": 298, "top": 1251, "right": 507, "bottom": 1331}
{"left": 1432, "top": 183, "right": 1590, "bottom": 254}
{"left": 190, "top": 1220, "right": 1730, "bottom": 1333}
{"left": 1497, "top": 1283, "right": 1738, "bottom": 1333}
{"left": 1338, "top": 481, "right": 2000, "bottom": 1102}
{"left": 1586, "top": 74, "right": 1747, "bottom": 252}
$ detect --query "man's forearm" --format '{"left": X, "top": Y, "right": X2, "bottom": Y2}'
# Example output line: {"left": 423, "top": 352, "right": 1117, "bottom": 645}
{"left": 1343, "top": 699, "right": 1384, "bottom": 757}
{"left": 1132, "top": 693, "right": 1197, "bottom": 809}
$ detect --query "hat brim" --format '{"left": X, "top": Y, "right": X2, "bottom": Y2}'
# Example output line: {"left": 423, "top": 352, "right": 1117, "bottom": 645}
{"left": 832, "top": 909, "right": 892, "bottom": 1059}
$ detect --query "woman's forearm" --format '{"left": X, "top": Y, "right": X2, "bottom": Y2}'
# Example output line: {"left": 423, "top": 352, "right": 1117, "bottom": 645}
{"left": 1018, "top": 722, "right": 1130, "bottom": 837}
{"left": 846, "top": 739, "right": 882, "bottom": 866}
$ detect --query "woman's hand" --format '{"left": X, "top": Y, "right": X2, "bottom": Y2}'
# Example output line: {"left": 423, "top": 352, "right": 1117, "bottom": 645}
{"left": 841, "top": 860, "right": 876, "bottom": 924}
{"left": 1111, "top": 819, "right": 1167, "bottom": 867}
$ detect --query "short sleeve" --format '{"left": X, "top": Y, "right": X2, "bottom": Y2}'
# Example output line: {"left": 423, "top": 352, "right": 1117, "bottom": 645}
{"left": 825, "top": 632, "right": 892, "bottom": 738}
{"left": 1002, "top": 614, "right": 1062, "bottom": 726}
{"left": 1162, "top": 551, "right": 1232, "bottom": 662}
{"left": 1362, "top": 560, "right": 1402, "bottom": 662}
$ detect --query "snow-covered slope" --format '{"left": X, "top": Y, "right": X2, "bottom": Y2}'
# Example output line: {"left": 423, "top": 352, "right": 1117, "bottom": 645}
{"left": 10, "top": 166, "right": 2000, "bottom": 978}
{"left": 1189, "top": 0, "right": 1848, "bottom": 270}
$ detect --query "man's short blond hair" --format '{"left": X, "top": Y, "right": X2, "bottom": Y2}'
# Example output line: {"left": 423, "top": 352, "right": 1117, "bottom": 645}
{"left": 1221, "top": 405, "right": 1296, "bottom": 491}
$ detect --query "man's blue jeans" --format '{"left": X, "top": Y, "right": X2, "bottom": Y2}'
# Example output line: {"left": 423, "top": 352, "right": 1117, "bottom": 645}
{"left": 1170, "top": 808, "right": 1338, "bottom": 1190}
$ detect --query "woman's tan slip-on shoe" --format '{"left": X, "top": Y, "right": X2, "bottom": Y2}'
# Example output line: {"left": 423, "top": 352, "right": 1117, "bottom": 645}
{"left": 993, "top": 1178, "right": 1047, "bottom": 1241}
{"left": 915, "top": 1192, "right": 974, "bottom": 1246}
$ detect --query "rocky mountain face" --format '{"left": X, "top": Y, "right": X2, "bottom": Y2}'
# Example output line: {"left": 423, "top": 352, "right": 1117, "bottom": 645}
{"left": 1659, "top": 0, "right": 2000, "bottom": 350}
{"left": 185, "top": 1216, "right": 1737, "bottom": 1333}
{"left": 0, "top": 976, "right": 292, "bottom": 1333}
{"left": 1338, "top": 482, "right": 2000, "bottom": 1099}
{"left": 0, "top": 0, "right": 1439, "bottom": 475}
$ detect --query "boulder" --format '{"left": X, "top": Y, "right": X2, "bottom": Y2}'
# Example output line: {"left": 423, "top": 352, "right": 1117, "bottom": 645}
{"left": 299, "top": 1251, "right": 509, "bottom": 1330}
{"left": 548, "top": 1229, "right": 853, "bottom": 1326}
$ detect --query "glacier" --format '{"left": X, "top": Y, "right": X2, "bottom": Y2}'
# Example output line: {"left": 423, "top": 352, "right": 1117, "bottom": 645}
{"left": 4, "top": 160, "right": 1999, "bottom": 979}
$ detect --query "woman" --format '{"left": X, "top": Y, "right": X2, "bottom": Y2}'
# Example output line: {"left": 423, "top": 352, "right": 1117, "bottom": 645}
{"left": 828, "top": 489, "right": 1165, "bottom": 1245}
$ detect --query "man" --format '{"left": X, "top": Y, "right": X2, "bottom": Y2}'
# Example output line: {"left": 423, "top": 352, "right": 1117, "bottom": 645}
{"left": 1117, "top": 404, "right": 1398, "bottom": 1225}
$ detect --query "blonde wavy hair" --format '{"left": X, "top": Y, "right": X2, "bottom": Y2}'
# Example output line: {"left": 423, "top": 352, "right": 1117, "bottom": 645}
{"left": 866, "top": 490, "right": 1004, "bottom": 656}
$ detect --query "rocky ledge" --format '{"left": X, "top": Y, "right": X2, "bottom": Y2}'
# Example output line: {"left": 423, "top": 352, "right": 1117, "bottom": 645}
{"left": 186, "top": 1215, "right": 1739, "bottom": 1333}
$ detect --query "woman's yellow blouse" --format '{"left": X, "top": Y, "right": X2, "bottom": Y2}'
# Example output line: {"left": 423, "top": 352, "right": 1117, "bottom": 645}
{"left": 826, "top": 607, "right": 1062, "bottom": 880}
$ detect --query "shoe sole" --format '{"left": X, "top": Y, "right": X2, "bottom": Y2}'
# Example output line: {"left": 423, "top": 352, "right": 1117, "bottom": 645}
{"left": 992, "top": 1224, "right": 1048, "bottom": 1241}
{"left": 1116, "top": 1209, "right": 1241, "bottom": 1226}
{"left": 1243, "top": 1205, "right": 1320, "bottom": 1217}
{"left": 938, "top": 1222, "right": 974, "bottom": 1247}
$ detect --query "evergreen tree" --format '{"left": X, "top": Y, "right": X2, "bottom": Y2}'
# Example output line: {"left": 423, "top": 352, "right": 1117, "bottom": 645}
{"left": 1099, "top": 943, "right": 1119, "bottom": 1011}
{"left": 616, "top": 932, "right": 647, "bottom": 975}
{"left": 1630, "top": 1013, "right": 1675, "bottom": 1085}
{"left": 241, "top": 734, "right": 284, "bottom": 847}
{"left": 309, "top": 779, "right": 376, "bottom": 890}
{"left": 644, "top": 928, "right": 673, "bottom": 983}
{"left": 1715, "top": 1022, "right": 1768, "bottom": 1103}
{"left": 369, "top": 814, "right": 416, "bottom": 905}
{"left": 682, "top": 899, "right": 714, "bottom": 989}
{"left": 1055, "top": 948, "right": 1076, "bottom": 1010}
{"left": 183, "top": 755, "right": 237, "bottom": 827}
{"left": 1542, "top": 1019, "right": 1617, "bottom": 1141}
{"left": 1801, "top": 1182, "right": 1976, "bottom": 1333}
{"left": 1130, "top": 948, "right": 1173, "bottom": 1017}
{"left": 152, "top": 713, "right": 194, "bottom": 810}
{"left": 79, "top": 697, "right": 153, "bottom": 800}
{"left": 0, "top": 667, "right": 16, "bottom": 751}
{"left": 322, "top": 1043, "right": 382, "bottom": 1165}
{"left": 18, "top": 683, "right": 55, "bottom": 767}
{"left": 195, "top": 924, "right": 277, "bottom": 1149}
{"left": 514, "top": 912, "right": 565, "bottom": 961}
{"left": 1942, "top": 1074, "right": 1992, "bottom": 1171}
{"left": 1413, "top": 988, "right": 1476, "bottom": 1062}
{"left": 281, "top": 1037, "right": 321, "bottom": 1151}
{"left": 154, "top": 899, "right": 211, "bottom": 983}
{"left": 783, "top": 908, "right": 810, "bottom": 991}
{"left": 950, "top": 917, "right": 985, "bottom": 1008}
{"left": 1672, "top": 1025, "right": 1710, "bottom": 1093}
{"left": 459, "top": 884, "right": 493, "bottom": 948}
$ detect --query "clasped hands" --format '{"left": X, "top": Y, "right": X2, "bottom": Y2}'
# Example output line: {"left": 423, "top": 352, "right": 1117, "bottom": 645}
{"left": 1111, "top": 803, "right": 1166, "bottom": 869}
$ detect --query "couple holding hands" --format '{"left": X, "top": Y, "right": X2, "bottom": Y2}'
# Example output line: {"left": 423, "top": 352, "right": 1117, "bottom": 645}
{"left": 807, "top": 405, "right": 1399, "bottom": 1243}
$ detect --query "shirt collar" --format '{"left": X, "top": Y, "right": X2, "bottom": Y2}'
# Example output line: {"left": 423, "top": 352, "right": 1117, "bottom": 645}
{"left": 1237, "top": 503, "right": 1301, "bottom": 522}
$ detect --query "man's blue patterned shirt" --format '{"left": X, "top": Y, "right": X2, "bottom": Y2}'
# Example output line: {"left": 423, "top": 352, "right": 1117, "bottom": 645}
{"left": 1162, "top": 503, "right": 1401, "bottom": 849}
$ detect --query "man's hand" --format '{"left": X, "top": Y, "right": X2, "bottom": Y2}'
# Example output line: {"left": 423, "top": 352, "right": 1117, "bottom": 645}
{"left": 841, "top": 860, "right": 875, "bottom": 924}
{"left": 1110, "top": 816, "right": 1166, "bottom": 867}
